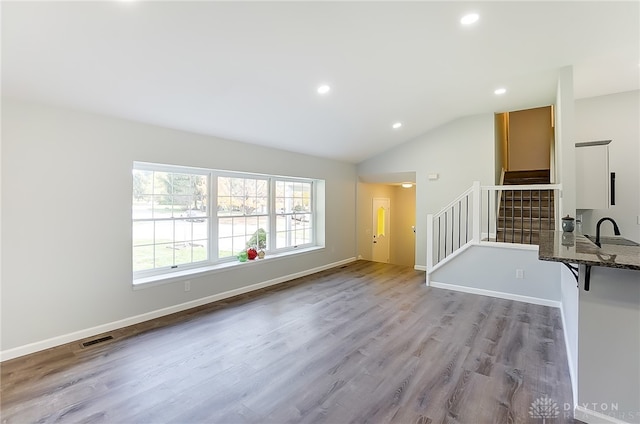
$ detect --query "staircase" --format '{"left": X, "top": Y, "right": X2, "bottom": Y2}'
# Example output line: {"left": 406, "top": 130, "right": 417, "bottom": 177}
{"left": 496, "top": 170, "right": 554, "bottom": 244}
{"left": 427, "top": 179, "right": 561, "bottom": 276}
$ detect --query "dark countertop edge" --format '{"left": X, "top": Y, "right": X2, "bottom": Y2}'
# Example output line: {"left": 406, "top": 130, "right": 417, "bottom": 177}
{"left": 538, "top": 231, "right": 640, "bottom": 271}
{"left": 575, "top": 140, "right": 612, "bottom": 147}
{"left": 538, "top": 252, "right": 640, "bottom": 271}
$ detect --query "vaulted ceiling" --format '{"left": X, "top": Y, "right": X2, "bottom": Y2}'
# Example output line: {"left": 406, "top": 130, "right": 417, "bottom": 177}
{"left": 2, "top": 1, "right": 638, "bottom": 163}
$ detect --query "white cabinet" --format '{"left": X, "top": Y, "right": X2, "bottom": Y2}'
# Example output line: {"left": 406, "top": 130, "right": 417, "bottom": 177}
{"left": 575, "top": 140, "right": 611, "bottom": 210}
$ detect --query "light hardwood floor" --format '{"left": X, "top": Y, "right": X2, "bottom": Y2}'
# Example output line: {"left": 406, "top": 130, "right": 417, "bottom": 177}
{"left": 1, "top": 260, "right": 576, "bottom": 423}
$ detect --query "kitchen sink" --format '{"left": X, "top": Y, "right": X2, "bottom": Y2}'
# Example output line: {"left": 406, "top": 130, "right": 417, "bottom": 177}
{"left": 584, "top": 235, "right": 640, "bottom": 247}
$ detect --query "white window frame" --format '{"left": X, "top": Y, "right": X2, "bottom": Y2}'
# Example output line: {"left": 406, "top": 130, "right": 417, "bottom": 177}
{"left": 215, "top": 172, "right": 272, "bottom": 260}
{"left": 132, "top": 161, "right": 320, "bottom": 284}
{"left": 272, "top": 177, "right": 315, "bottom": 251}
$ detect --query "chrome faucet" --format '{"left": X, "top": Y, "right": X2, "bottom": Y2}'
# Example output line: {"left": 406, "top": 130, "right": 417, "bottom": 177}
{"left": 595, "top": 217, "right": 621, "bottom": 248}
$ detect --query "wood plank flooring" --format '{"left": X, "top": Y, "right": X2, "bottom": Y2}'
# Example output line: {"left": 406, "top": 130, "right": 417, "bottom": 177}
{"left": 1, "top": 260, "right": 576, "bottom": 423}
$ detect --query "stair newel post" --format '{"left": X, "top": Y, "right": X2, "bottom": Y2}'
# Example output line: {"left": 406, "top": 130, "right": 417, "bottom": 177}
{"left": 426, "top": 213, "right": 434, "bottom": 286}
{"left": 472, "top": 181, "right": 481, "bottom": 243}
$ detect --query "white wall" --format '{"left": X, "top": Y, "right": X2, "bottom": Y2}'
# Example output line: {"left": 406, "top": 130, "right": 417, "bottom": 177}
{"left": 575, "top": 90, "right": 640, "bottom": 243}
{"left": 358, "top": 114, "right": 495, "bottom": 268}
{"left": 556, "top": 66, "right": 577, "bottom": 222}
{"left": 577, "top": 266, "right": 640, "bottom": 423}
{"left": 508, "top": 106, "right": 552, "bottom": 171}
{"left": 560, "top": 264, "right": 579, "bottom": 405}
{"left": 1, "top": 98, "right": 358, "bottom": 354}
{"left": 429, "top": 244, "right": 561, "bottom": 305}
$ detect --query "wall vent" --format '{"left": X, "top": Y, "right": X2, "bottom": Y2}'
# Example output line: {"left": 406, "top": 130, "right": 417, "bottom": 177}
{"left": 81, "top": 335, "right": 113, "bottom": 348}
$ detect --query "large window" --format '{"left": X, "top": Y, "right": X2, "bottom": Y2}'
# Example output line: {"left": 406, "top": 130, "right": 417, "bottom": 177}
{"left": 132, "top": 162, "right": 319, "bottom": 280}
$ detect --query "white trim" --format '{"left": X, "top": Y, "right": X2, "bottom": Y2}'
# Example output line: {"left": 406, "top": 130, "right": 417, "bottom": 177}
{"left": 559, "top": 302, "right": 578, "bottom": 407}
{"left": 426, "top": 213, "right": 433, "bottom": 273}
{"left": 414, "top": 265, "right": 427, "bottom": 272}
{"left": 477, "top": 240, "right": 539, "bottom": 251}
{"left": 575, "top": 406, "right": 632, "bottom": 424}
{"left": 481, "top": 183, "right": 562, "bottom": 191}
{"left": 472, "top": 181, "right": 481, "bottom": 242}
{"left": 429, "top": 280, "right": 562, "bottom": 308}
{"left": 433, "top": 185, "right": 474, "bottom": 220}
{"left": 428, "top": 241, "right": 476, "bottom": 274}
{"left": 0, "top": 257, "right": 356, "bottom": 362}
{"left": 133, "top": 246, "right": 324, "bottom": 289}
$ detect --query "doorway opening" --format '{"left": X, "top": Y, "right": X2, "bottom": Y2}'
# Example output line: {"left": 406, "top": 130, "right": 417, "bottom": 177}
{"left": 495, "top": 105, "right": 554, "bottom": 184}
{"left": 357, "top": 173, "right": 416, "bottom": 267}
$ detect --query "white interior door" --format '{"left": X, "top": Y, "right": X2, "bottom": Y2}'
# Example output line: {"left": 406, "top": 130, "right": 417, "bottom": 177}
{"left": 372, "top": 198, "right": 390, "bottom": 263}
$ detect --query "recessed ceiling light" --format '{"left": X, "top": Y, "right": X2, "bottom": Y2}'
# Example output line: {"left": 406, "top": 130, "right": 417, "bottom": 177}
{"left": 401, "top": 183, "right": 413, "bottom": 188}
{"left": 494, "top": 88, "right": 507, "bottom": 95}
{"left": 460, "top": 13, "right": 479, "bottom": 25}
{"left": 392, "top": 122, "right": 402, "bottom": 129}
{"left": 317, "top": 85, "right": 331, "bottom": 95}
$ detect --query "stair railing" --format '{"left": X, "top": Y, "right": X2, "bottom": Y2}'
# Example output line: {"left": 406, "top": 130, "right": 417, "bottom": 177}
{"left": 427, "top": 181, "right": 561, "bottom": 283}
{"left": 481, "top": 183, "right": 561, "bottom": 244}
{"left": 426, "top": 182, "right": 479, "bottom": 276}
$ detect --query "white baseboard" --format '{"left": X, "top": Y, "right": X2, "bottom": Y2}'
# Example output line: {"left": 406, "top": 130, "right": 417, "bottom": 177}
{"left": 414, "top": 265, "right": 427, "bottom": 272}
{"left": 575, "top": 406, "right": 633, "bottom": 424}
{"left": 429, "top": 280, "right": 562, "bottom": 308}
{"left": 0, "top": 257, "right": 357, "bottom": 362}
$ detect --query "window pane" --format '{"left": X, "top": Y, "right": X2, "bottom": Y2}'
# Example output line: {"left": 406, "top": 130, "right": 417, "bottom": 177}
{"left": 133, "top": 221, "right": 154, "bottom": 247}
{"left": 218, "top": 196, "right": 232, "bottom": 216}
{"left": 257, "top": 180, "right": 268, "bottom": 197}
{"left": 174, "top": 242, "right": 193, "bottom": 266}
{"left": 274, "top": 180, "right": 313, "bottom": 249}
{"left": 133, "top": 195, "right": 153, "bottom": 220}
{"left": 153, "top": 195, "right": 173, "bottom": 219}
{"left": 219, "top": 217, "right": 232, "bottom": 238}
{"left": 133, "top": 245, "right": 154, "bottom": 272}
{"left": 192, "top": 240, "right": 208, "bottom": 262}
{"left": 245, "top": 179, "right": 256, "bottom": 196}
{"left": 155, "top": 243, "right": 175, "bottom": 268}
{"left": 192, "top": 219, "right": 208, "bottom": 239}
{"left": 232, "top": 235, "right": 246, "bottom": 255}
{"left": 133, "top": 169, "right": 153, "bottom": 195}
{"left": 219, "top": 215, "right": 268, "bottom": 256}
{"left": 153, "top": 172, "right": 170, "bottom": 195}
{"left": 218, "top": 237, "right": 233, "bottom": 258}
{"left": 173, "top": 195, "right": 193, "bottom": 217}
{"left": 133, "top": 166, "right": 209, "bottom": 273}
{"left": 175, "top": 220, "right": 192, "bottom": 243}
{"left": 155, "top": 220, "right": 174, "bottom": 244}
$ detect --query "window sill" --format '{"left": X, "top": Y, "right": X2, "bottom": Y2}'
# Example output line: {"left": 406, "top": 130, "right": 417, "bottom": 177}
{"left": 132, "top": 246, "right": 324, "bottom": 290}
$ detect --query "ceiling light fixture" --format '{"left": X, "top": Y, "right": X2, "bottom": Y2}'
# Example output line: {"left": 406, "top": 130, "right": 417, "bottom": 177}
{"left": 494, "top": 88, "right": 507, "bottom": 95}
{"left": 317, "top": 85, "right": 331, "bottom": 95}
{"left": 401, "top": 183, "right": 413, "bottom": 188}
{"left": 392, "top": 122, "right": 402, "bottom": 129}
{"left": 460, "top": 13, "right": 479, "bottom": 25}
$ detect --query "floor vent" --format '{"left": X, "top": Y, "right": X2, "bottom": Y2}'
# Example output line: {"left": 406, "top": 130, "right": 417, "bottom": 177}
{"left": 81, "top": 335, "right": 114, "bottom": 348}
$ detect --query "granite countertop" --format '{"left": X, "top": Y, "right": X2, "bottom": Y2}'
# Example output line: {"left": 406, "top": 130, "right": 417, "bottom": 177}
{"left": 538, "top": 230, "right": 640, "bottom": 271}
